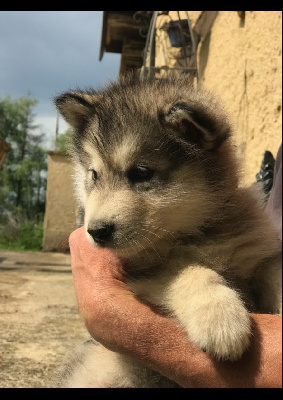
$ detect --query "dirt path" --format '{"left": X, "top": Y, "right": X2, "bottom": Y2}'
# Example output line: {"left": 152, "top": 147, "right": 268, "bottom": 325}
{"left": 0, "top": 250, "right": 88, "bottom": 388}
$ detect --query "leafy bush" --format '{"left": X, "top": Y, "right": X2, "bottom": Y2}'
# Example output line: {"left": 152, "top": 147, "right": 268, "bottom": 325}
{"left": 0, "top": 215, "right": 44, "bottom": 251}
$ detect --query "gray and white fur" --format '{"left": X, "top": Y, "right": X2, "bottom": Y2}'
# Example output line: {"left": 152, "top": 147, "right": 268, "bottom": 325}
{"left": 54, "top": 73, "right": 282, "bottom": 388}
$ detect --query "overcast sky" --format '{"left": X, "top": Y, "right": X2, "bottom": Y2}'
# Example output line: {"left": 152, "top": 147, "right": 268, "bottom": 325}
{"left": 0, "top": 11, "right": 121, "bottom": 148}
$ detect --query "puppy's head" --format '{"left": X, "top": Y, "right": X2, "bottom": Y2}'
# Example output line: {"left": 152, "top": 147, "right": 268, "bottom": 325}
{"left": 55, "top": 74, "right": 238, "bottom": 257}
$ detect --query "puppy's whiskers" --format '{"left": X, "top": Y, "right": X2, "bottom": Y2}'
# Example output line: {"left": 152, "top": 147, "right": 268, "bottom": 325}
{"left": 139, "top": 232, "right": 164, "bottom": 263}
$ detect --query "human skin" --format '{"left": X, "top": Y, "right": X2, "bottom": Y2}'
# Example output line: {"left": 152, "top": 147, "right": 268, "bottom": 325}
{"left": 69, "top": 226, "right": 282, "bottom": 388}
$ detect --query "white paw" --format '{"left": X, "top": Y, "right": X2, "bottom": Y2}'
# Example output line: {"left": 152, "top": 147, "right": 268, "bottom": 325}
{"left": 185, "top": 293, "right": 252, "bottom": 361}
{"left": 167, "top": 267, "right": 253, "bottom": 361}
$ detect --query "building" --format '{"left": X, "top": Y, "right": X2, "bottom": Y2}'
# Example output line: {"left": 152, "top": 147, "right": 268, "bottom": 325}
{"left": 42, "top": 10, "right": 282, "bottom": 251}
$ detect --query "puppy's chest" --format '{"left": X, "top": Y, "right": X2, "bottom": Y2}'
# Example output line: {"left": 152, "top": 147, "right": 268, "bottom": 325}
{"left": 128, "top": 243, "right": 244, "bottom": 308}
{"left": 128, "top": 246, "right": 208, "bottom": 307}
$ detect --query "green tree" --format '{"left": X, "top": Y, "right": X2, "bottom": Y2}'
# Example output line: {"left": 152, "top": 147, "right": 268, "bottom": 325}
{"left": 55, "top": 127, "right": 72, "bottom": 151}
{"left": 0, "top": 96, "right": 47, "bottom": 220}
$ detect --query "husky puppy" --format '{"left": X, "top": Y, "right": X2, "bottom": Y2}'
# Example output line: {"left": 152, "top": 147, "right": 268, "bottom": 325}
{"left": 54, "top": 73, "right": 281, "bottom": 388}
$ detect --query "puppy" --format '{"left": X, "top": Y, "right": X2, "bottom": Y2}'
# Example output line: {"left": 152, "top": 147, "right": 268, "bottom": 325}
{"left": 54, "top": 72, "right": 282, "bottom": 387}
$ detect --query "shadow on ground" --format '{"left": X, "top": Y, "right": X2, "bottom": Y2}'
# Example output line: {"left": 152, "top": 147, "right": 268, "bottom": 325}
{"left": 0, "top": 250, "right": 88, "bottom": 388}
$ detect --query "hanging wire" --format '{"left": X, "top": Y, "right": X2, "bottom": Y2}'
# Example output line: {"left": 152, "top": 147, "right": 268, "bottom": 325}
{"left": 177, "top": 11, "right": 188, "bottom": 68}
{"left": 141, "top": 11, "right": 198, "bottom": 83}
{"left": 141, "top": 11, "right": 158, "bottom": 78}
{"left": 184, "top": 11, "right": 198, "bottom": 82}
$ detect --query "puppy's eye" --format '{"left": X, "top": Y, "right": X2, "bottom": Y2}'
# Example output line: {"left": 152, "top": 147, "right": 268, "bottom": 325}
{"left": 127, "top": 166, "right": 154, "bottom": 184}
{"left": 88, "top": 169, "right": 98, "bottom": 182}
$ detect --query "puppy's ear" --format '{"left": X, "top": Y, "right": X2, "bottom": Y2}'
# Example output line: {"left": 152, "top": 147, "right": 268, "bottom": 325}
{"left": 161, "top": 102, "right": 230, "bottom": 151}
{"left": 54, "top": 92, "right": 95, "bottom": 130}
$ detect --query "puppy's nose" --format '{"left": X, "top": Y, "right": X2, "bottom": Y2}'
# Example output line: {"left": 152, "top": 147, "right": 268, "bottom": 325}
{"left": 87, "top": 222, "right": 115, "bottom": 245}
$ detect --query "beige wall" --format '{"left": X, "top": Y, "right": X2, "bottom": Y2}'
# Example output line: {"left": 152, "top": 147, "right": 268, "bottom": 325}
{"left": 42, "top": 152, "right": 78, "bottom": 252}
{"left": 155, "top": 11, "right": 282, "bottom": 184}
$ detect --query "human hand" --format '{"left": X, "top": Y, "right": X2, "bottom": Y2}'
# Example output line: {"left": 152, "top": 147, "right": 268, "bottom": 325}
{"left": 69, "top": 225, "right": 137, "bottom": 350}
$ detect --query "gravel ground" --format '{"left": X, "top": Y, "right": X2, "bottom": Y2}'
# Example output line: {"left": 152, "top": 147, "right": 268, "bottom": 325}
{"left": 0, "top": 250, "right": 88, "bottom": 388}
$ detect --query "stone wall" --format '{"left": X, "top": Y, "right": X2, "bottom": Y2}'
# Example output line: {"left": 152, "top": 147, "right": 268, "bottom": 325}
{"left": 42, "top": 151, "right": 78, "bottom": 252}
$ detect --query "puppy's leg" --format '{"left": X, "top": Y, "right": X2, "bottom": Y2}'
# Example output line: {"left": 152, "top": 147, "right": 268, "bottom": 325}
{"left": 166, "top": 267, "right": 251, "bottom": 361}
{"left": 57, "top": 339, "right": 178, "bottom": 388}
{"left": 57, "top": 340, "right": 140, "bottom": 388}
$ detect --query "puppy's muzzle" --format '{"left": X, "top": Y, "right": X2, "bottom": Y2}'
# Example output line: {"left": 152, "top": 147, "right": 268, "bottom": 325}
{"left": 87, "top": 222, "right": 115, "bottom": 245}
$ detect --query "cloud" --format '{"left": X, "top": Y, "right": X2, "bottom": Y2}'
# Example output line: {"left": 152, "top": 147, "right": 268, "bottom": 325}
{"left": 0, "top": 11, "right": 121, "bottom": 147}
{"left": 0, "top": 11, "right": 120, "bottom": 98}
